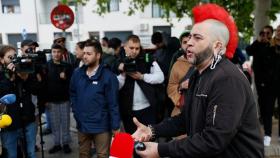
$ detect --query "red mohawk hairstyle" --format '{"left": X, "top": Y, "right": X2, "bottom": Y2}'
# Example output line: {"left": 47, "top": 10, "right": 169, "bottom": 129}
{"left": 192, "top": 3, "right": 238, "bottom": 59}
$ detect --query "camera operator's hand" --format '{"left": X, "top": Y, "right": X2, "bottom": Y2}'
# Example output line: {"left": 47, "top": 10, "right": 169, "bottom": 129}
{"left": 118, "top": 63, "right": 124, "bottom": 72}
{"left": 17, "top": 72, "right": 29, "bottom": 81}
{"left": 60, "top": 72, "right": 66, "bottom": 80}
{"left": 6, "top": 63, "right": 15, "bottom": 72}
{"left": 128, "top": 72, "right": 144, "bottom": 80}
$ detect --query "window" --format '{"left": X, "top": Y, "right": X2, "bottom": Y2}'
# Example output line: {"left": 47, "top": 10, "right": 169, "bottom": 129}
{"left": 89, "top": 32, "right": 100, "bottom": 41}
{"left": 152, "top": 1, "right": 164, "bottom": 18}
{"left": 104, "top": 31, "right": 132, "bottom": 42}
{"left": 107, "top": 0, "right": 119, "bottom": 12}
{"left": 7, "top": 33, "right": 37, "bottom": 48}
{"left": 54, "top": 32, "right": 73, "bottom": 42}
{"left": 1, "top": 0, "right": 20, "bottom": 14}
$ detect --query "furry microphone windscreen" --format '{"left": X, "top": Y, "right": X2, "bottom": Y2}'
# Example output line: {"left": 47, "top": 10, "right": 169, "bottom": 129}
{"left": 110, "top": 133, "right": 134, "bottom": 158}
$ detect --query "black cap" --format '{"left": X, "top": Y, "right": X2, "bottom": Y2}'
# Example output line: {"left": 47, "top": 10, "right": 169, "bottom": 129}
{"left": 21, "top": 39, "right": 39, "bottom": 48}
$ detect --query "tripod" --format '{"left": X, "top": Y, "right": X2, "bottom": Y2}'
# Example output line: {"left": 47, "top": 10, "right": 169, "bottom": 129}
{"left": 17, "top": 81, "right": 28, "bottom": 158}
{"left": 17, "top": 77, "right": 44, "bottom": 158}
{"left": 37, "top": 101, "right": 45, "bottom": 158}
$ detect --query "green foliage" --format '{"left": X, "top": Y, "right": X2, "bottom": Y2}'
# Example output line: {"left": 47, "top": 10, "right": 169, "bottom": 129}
{"left": 209, "top": 0, "right": 255, "bottom": 42}
{"left": 269, "top": 0, "right": 280, "bottom": 21}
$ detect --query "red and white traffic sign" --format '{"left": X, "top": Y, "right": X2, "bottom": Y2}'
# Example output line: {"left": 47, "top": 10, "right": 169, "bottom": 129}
{"left": 50, "top": 4, "right": 74, "bottom": 30}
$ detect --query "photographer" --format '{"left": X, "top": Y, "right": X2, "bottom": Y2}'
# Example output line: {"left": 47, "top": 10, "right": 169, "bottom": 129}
{"left": 117, "top": 35, "right": 164, "bottom": 135}
{"left": 20, "top": 39, "right": 39, "bottom": 57}
{"left": 0, "top": 45, "right": 42, "bottom": 158}
{"left": 20, "top": 39, "right": 52, "bottom": 152}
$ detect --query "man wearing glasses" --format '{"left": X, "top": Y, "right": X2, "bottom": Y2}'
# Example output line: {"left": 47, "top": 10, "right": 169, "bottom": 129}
{"left": 246, "top": 25, "right": 276, "bottom": 147}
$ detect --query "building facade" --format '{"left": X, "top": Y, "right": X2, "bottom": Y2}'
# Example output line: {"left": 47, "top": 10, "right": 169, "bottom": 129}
{"left": 0, "top": 0, "right": 193, "bottom": 52}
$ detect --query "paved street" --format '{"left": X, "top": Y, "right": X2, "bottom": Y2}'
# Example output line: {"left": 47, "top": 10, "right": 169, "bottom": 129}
{"left": 33, "top": 113, "right": 280, "bottom": 158}
{"left": 35, "top": 130, "right": 79, "bottom": 158}
{"left": 35, "top": 113, "right": 81, "bottom": 158}
{"left": 263, "top": 118, "right": 280, "bottom": 158}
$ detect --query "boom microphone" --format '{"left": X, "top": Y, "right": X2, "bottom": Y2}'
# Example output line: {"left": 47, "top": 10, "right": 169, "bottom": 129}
{"left": 0, "top": 94, "right": 16, "bottom": 105}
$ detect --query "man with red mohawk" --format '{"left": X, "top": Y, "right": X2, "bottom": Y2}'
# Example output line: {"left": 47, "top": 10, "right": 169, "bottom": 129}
{"left": 132, "top": 3, "right": 263, "bottom": 158}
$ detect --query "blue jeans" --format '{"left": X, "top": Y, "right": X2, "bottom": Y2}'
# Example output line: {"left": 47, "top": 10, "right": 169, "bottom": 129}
{"left": 1, "top": 122, "right": 37, "bottom": 158}
{"left": 45, "top": 108, "right": 51, "bottom": 130}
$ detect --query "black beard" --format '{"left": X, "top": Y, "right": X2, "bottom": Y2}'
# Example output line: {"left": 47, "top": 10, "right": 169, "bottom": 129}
{"left": 193, "top": 46, "right": 213, "bottom": 66}
{"left": 86, "top": 59, "right": 99, "bottom": 68}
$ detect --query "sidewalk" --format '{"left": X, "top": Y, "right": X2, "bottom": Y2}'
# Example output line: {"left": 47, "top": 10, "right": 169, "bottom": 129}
{"left": 35, "top": 130, "right": 80, "bottom": 158}
{"left": 35, "top": 112, "right": 82, "bottom": 158}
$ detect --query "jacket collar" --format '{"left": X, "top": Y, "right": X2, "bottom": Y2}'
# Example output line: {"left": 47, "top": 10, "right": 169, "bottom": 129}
{"left": 81, "top": 64, "right": 104, "bottom": 80}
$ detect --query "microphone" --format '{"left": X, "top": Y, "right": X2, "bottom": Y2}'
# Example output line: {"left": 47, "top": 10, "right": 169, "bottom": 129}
{"left": 0, "top": 94, "right": 16, "bottom": 105}
{"left": 0, "top": 94, "right": 15, "bottom": 128}
{"left": 110, "top": 133, "right": 134, "bottom": 158}
{"left": 134, "top": 141, "right": 146, "bottom": 151}
{"left": 0, "top": 114, "right": 12, "bottom": 128}
{"left": 110, "top": 132, "right": 146, "bottom": 158}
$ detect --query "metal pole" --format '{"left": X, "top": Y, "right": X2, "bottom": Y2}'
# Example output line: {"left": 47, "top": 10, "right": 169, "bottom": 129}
{"left": 34, "top": 0, "right": 40, "bottom": 43}
{"left": 62, "top": 29, "right": 66, "bottom": 38}
{"left": 75, "top": 2, "right": 80, "bottom": 41}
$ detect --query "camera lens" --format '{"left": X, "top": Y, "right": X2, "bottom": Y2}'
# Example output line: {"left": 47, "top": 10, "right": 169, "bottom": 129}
{"left": 25, "top": 47, "right": 34, "bottom": 54}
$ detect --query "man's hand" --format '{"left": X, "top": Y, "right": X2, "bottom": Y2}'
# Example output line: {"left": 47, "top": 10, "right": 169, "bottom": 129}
{"left": 132, "top": 117, "right": 152, "bottom": 142}
{"left": 6, "top": 63, "right": 15, "bottom": 72}
{"left": 36, "top": 73, "right": 42, "bottom": 82}
{"left": 180, "top": 79, "right": 189, "bottom": 90}
{"left": 135, "top": 142, "right": 160, "bottom": 158}
{"left": 118, "top": 63, "right": 124, "bottom": 72}
{"left": 60, "top": 72, "right": 66, "bottom": 79}
{"left": 127, "top": 72, "right": 144, "bottom": 80}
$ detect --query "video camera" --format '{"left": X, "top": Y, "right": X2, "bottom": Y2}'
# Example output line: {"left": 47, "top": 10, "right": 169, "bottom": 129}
{"left": 123, "top": 57, "right": 137, "bottom": 73}
{"left": 122, "top": 53, "right": 153, "bottom": 73}
{"left": 12, "top": 49, "right": 51, "bottom": 73}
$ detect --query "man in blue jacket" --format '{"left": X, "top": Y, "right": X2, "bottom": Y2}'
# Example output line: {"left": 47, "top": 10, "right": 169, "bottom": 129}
{"left": 70, "top": 40, "right": 120, "bottom": 158}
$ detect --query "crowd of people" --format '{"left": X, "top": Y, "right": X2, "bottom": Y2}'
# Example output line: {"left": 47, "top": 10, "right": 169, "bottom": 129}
{"left": 0, "top": 29, "right": 192, "bottom": 158}
{"left": 1, "top": 2, "right": 279, "bottom": 158}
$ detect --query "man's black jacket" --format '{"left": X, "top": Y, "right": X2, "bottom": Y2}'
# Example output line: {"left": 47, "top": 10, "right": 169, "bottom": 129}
{"left": 155, "top": 58, "right": 264, "bottom": 158}
{"left": 246, "top": 40, "right": 276, "bottom": 87}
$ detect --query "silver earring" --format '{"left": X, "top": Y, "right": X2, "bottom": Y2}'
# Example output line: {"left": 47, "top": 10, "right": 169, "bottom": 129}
{"left": 210, "top": 53, "right": 222, "bottom": 70}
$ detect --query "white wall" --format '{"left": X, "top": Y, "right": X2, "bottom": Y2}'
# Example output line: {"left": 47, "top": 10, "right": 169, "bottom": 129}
{"left": 0, "top": 0, "right": 38, "bottom": 43}
{"left": 0, "top": 0, "right": 192, "bottom": 51}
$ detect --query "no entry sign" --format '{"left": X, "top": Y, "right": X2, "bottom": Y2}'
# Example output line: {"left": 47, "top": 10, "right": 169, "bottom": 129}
{"left": 50, "top": 4, "right": 74, "bottom": 30}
